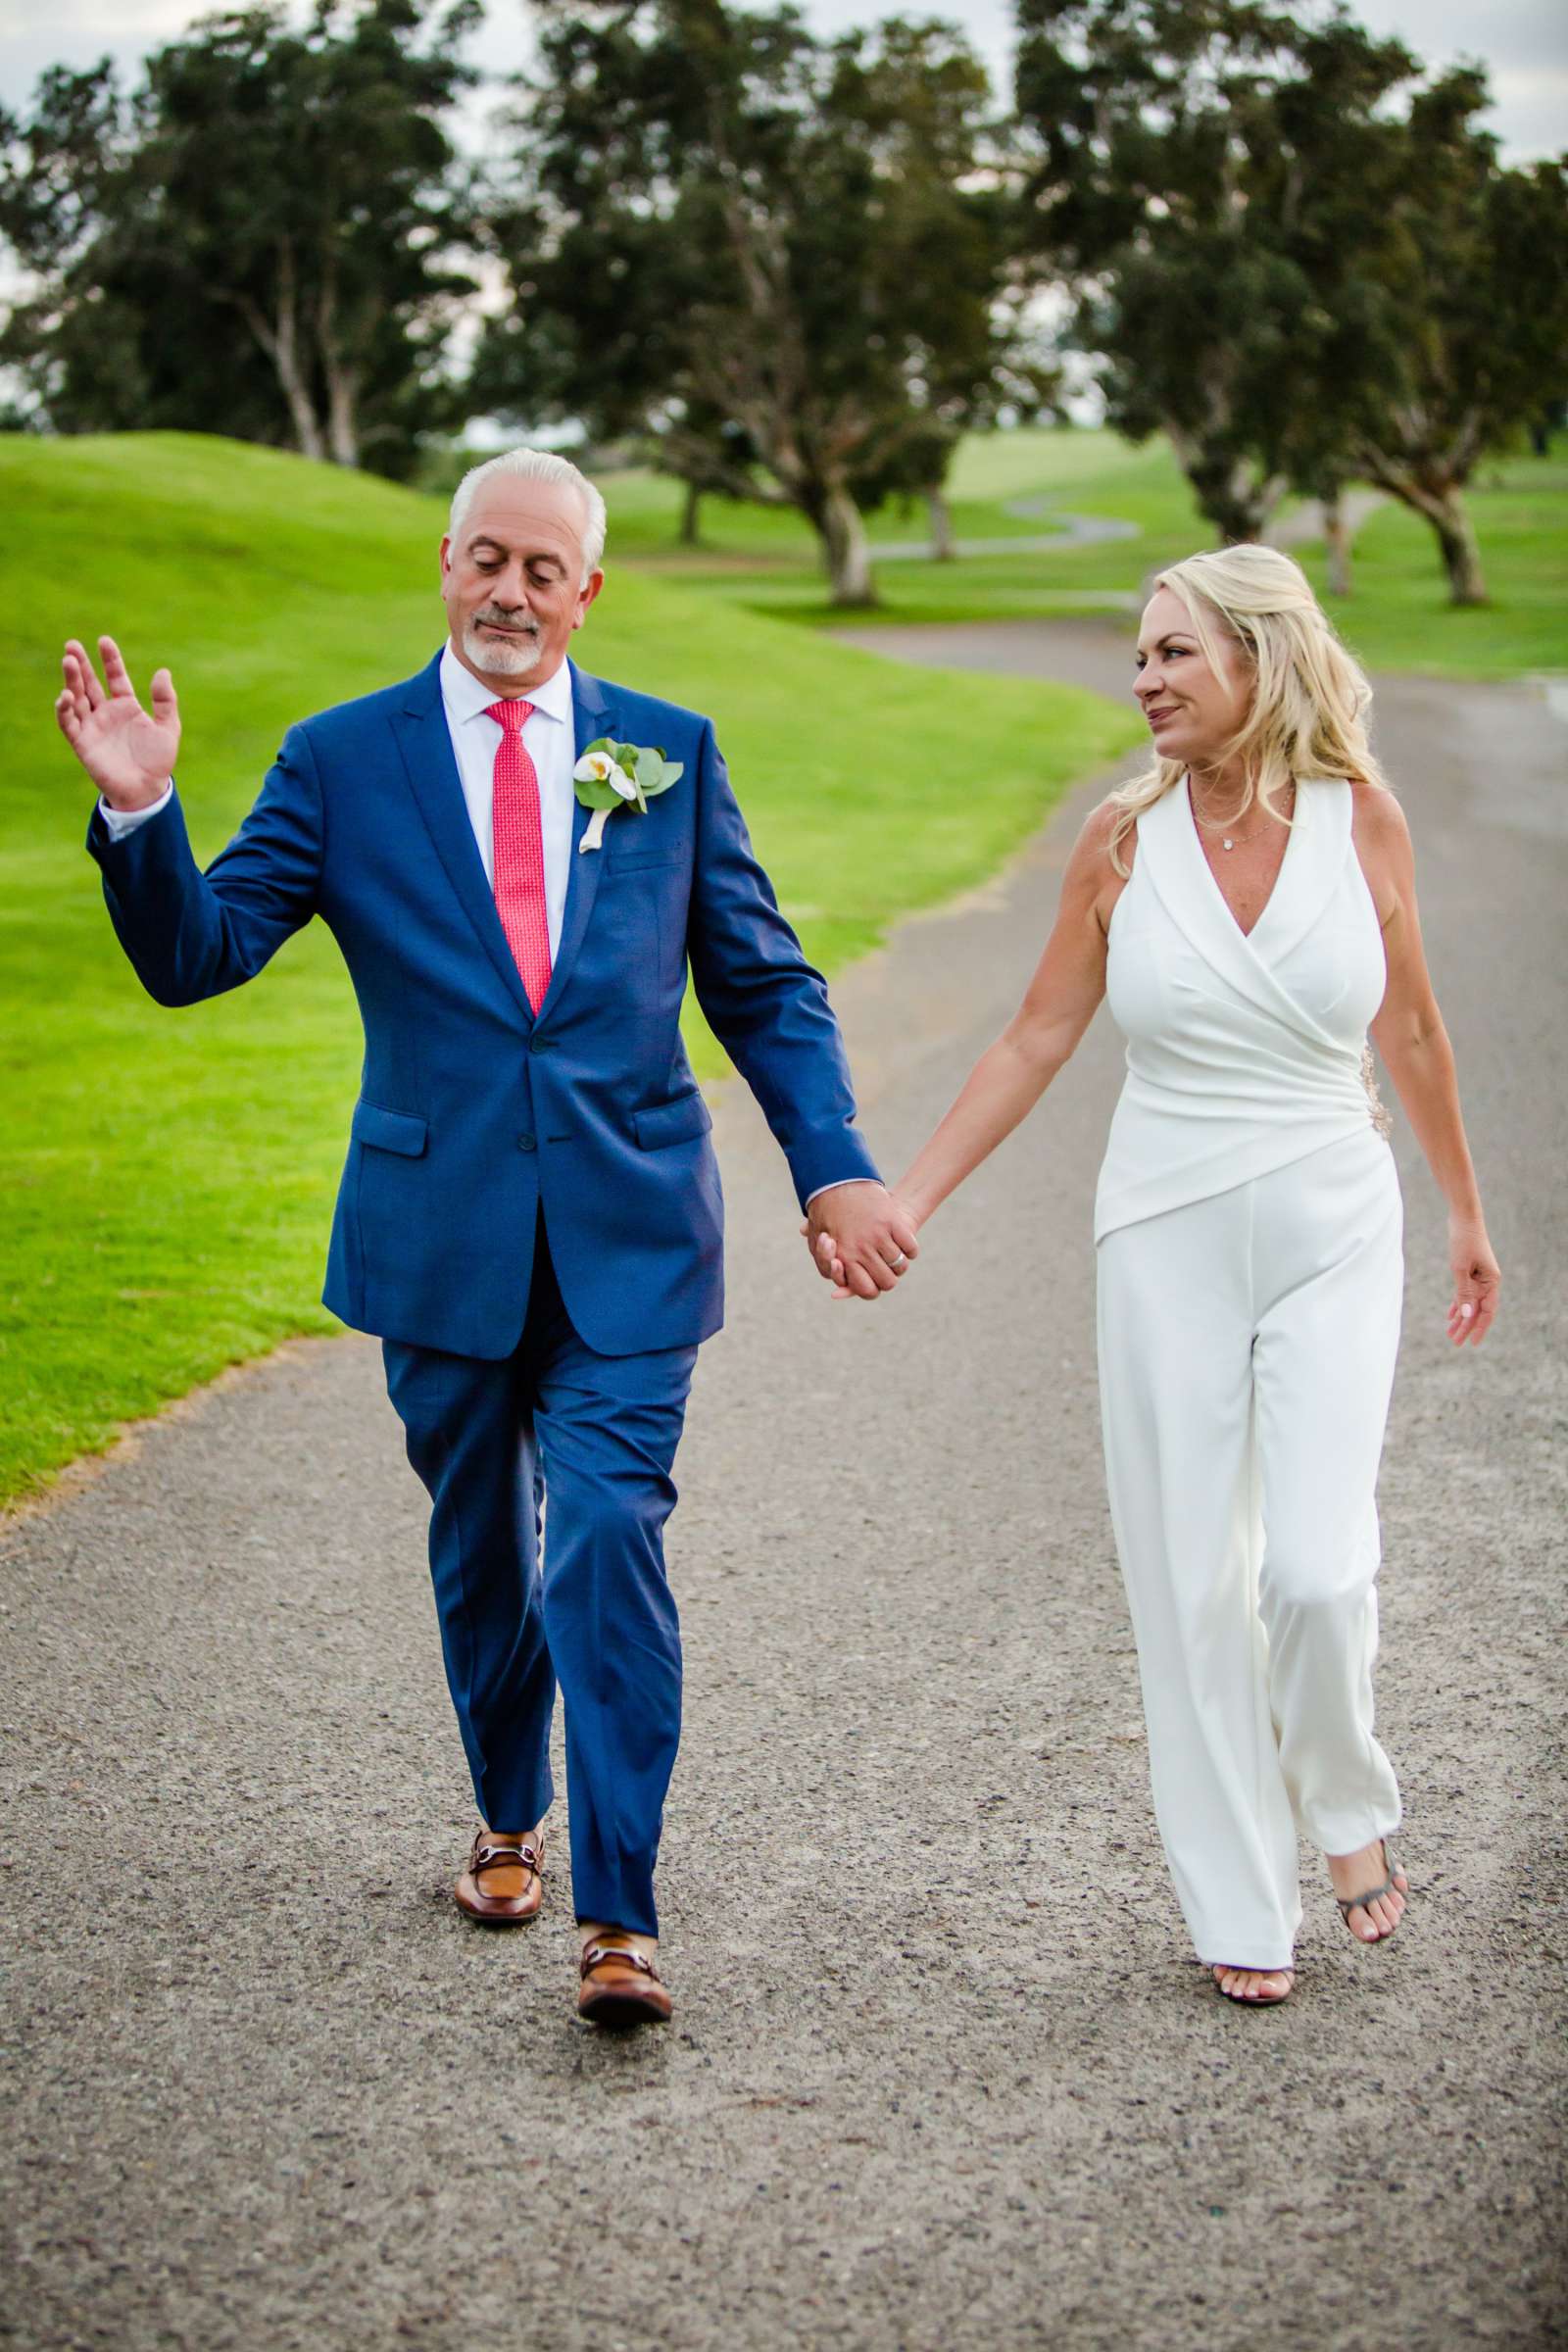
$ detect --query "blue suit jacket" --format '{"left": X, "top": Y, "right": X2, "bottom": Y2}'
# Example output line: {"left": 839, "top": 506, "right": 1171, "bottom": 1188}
{"left": 87, "top": 652, "right": 879, "bottom": 1358}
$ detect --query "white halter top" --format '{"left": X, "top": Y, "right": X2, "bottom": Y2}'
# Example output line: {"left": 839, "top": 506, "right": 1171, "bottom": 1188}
{"left": 1095, "top": 776, "right": 1389, "bottom": 1243}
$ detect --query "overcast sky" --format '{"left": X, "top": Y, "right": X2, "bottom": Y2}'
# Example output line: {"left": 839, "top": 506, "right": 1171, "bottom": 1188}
{"left": 1, "top": 0, "right": 1563, "bottom": 160}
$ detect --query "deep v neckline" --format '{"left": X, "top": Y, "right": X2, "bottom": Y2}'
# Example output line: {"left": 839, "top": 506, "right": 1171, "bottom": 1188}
{"left": 1183, "top": 774, "right": 1300, "bottom": 953}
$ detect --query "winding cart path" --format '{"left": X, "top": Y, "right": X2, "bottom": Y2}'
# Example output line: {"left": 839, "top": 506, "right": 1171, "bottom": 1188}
{"left": 3, "top": 622, "right": 1563, "bottom": 2349}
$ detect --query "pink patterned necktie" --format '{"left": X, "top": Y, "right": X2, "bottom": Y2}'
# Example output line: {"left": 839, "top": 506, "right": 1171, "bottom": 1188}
{"left": 485, "top": 698, "right": 552, "bottom": 1013}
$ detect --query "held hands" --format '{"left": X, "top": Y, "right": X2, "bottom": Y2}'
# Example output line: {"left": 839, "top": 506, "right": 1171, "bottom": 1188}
{"left": 56, "top": 636, "right": 180, "bottom": 810}
{"left": 1447, "top": 1215, "right": 1500, "bottom": 1347}
{"left": 801, "top": 1182, "right": 920, "bottom": 1302}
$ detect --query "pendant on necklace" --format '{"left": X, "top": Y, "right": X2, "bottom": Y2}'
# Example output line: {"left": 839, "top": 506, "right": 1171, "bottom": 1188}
{"left": 1222, "top": 838, "right": 1235, "bottom": 851}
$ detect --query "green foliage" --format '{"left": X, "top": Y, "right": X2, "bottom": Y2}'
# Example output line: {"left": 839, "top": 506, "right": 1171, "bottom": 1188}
{"left": 1013, "top": 0, "right": 1568, "bottom": 601}
{"left": 0, "top": 430, "right": 1140, "bottom": 1503}
{"left": 0, "top": 0, "right": 479, "bottom": 475}
{"left": 472, "top": 0, "right": 1048, "bottom": 605}
{"left": 1015, "top": 0, "right": 1425, "bottom": 541}
{"left": 1345, "top": 120, "right": 1568, "bottom": 603}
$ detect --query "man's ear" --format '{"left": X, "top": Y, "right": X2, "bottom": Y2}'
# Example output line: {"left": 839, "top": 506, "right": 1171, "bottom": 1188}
{"left": 573, "top": 569, "right": 606, "bottom": 631}
{"left": 439, "top": 533, "right": 453, "bottom": 583}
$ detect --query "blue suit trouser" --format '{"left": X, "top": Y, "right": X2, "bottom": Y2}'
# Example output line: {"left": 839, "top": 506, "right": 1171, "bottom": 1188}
{"left": 382, "top": 1217, "right": 697, "bottom": 1937}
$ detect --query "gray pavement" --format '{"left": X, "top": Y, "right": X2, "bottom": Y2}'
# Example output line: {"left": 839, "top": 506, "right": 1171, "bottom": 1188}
{"left": 2, "top": 627, "right": 1564, "bottom": 2350}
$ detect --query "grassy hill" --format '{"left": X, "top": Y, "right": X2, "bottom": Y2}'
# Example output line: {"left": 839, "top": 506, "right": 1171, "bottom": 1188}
{"left": 1, "top": 431, "right": 1141, "bottom": 1504}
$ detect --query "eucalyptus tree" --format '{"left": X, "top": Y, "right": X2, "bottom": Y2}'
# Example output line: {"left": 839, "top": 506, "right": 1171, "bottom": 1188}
{"left": 0, "top": 0, "right": 479, "bottom": 474}
{"left": 475, "top": 0, "right": 1035, "bottom": 606}
{"left": 1345, "top": 88, "right": 1568, "bottom": 605}
{"left": 1013, "top": 0, "right": 1567, "bottom": 602}
{"left": 1014, "top": 0, "right": 1421, "bottom": 546}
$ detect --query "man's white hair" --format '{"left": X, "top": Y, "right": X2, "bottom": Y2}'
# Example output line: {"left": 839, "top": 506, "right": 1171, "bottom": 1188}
{"left": 448, "top": 447, "right": 608, "bottom": 583}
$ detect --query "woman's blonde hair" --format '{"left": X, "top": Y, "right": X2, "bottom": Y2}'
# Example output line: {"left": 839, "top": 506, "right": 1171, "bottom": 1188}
{"left": 1107, "top": 544, "right": 1389, "bottom": 873}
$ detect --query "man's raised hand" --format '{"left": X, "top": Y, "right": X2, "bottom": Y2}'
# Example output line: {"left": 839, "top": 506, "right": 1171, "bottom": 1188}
{"left": 56, "top": 636, "right": 180, "bottom": 810}
{"left": 803, "top": 1181, "right": 919, "bottom": 1302}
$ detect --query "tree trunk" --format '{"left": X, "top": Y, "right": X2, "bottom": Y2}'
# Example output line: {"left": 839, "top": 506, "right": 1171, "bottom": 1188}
{"left": 1431, "top": 502, "right": 1487, "bottom": 605}
{"left": 1169, "top": 434, "right": 1284, "bottom": 545}
{"left": 818, "top": 481, "right": 876, "bottom": 608}
{"left": 233, "top": 248, "right": 325, "bottom": 463}
{"left": 1322, "top": 492, "right": 1352, "bottom": 598}
{"left": 925, "top": 484, "right": 957, "bottom": 562}
{"left": 318, "top": 262, "right": 359, "bottom": 468}
{"left": 1356, "top": 448, "right": 1488, "bottom": 606}
{"left": 678, "top": 478, "right": 702, "bottom": 546}
{"left": 323, "top": 357, "right": 360, "bottom": 468}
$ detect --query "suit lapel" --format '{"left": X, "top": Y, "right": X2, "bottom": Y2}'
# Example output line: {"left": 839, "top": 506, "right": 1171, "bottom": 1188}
{"left": 389, "top": 653, "right": 537, "bottom": 1025}
{"left": 536, "top": 662, "right": 620, "bottom": 1021}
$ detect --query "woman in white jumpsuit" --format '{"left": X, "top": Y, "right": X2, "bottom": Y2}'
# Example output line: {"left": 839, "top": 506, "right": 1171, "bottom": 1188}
{"left": 840, "top": 547, "right": 1499, "bottom": 2004}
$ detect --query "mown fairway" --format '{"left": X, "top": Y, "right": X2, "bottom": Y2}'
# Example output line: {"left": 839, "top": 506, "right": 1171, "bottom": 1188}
{"left": 604, "top": 426, "right": 1568, "bottom": 677}
{"left": 1, "top": 431, "right": 1139, "bottom": 1503}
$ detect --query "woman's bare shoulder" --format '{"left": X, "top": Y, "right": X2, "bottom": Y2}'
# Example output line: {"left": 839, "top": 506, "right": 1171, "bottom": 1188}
{"left": 1074, "top": 795, "right": 1137, "bottom": 870}
{"left": 1058, "top": 796, "right": 1135, "bottom": 931}
{"left": 1348, "top": 774, "right": 1411, "bottom": 854}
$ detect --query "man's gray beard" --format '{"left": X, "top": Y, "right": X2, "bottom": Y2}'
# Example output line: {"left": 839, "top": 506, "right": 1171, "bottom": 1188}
{"left": 464, "top": 618, "right": 544, "bottom": 677}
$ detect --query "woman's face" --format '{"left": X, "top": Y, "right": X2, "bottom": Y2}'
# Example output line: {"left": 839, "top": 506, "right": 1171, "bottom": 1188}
{"left": 1133, "top": 586, "right": 1253, "bottom": 770}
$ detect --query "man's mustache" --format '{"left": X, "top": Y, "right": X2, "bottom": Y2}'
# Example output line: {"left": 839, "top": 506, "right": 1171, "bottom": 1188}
{"left": 472, "top": 610, "right": 540, "bottom": 636}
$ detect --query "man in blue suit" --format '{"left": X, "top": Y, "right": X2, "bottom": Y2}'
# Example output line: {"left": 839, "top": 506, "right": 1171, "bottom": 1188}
{"left": 56, "top": 449, "right": 917, "bottom": 2027}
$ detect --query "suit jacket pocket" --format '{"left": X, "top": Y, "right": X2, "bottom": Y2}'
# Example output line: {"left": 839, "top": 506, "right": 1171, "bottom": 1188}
{"left": 607, "top": 848, "right": 684, "bottom": 873}
{"left": 352, "top": 1100, "right": 428, "bottom": 1156}
{"left": 631, "top": 1090, "right": 712, "bottom": 1151}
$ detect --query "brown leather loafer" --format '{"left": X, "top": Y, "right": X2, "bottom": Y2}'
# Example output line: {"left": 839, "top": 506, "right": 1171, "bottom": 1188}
{"left": 454, "top": 1830, "right": 545, "bottom": 1925}
{"left": 577, "top": 1940, "right": 672, "bottom": 2028}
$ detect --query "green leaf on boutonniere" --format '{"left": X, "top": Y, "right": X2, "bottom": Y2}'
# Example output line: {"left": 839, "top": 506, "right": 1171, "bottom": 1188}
{"left": 572, "top": 738, "right": 684, "bottom": 838}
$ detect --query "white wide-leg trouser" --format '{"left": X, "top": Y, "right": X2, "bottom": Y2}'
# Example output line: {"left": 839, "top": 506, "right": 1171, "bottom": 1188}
{"left": 1097, "top": 1128, "right": 1404, "bottom": 1972}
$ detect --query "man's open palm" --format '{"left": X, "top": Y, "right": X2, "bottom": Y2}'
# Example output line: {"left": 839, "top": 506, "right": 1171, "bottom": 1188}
{"left": 56, "top": 636, "right": 180, "bottom": 809}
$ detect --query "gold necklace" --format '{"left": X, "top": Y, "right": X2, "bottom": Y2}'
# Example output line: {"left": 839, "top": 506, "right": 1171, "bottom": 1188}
{"left": 1192, "top": 783, "right": 1293, "bottom": 852}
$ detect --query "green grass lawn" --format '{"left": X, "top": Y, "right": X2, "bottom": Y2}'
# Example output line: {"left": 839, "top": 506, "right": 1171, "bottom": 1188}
{"left": 1, "top": 429, "right": 1141, "bottom": 1505}
{"left": 1297, "top": 455, "right": 1568, "bottom": 681}
{"left": 606, "top": 430, "right": 1568, "bottom": 675}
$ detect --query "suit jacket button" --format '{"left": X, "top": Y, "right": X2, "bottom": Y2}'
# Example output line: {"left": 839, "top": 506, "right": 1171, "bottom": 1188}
{"left": 516, "top": 1132, "right": 537, "bottom": 1152}
{"left": 529, "top": 1035, "right": 555, "bottom": 1054}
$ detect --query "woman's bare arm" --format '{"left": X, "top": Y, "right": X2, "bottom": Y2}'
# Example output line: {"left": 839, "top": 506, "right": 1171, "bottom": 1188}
{"left": 1356, "top": 783, "right": 1500, "bottom": 1345}
{"left": 894, "top": 804, "right": 1126, "bottom": 1229}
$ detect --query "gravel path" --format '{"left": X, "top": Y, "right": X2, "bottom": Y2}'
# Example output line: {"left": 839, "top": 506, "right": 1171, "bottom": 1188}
{"left": 2, "top": 627, "right": 1563, "bottom": 2351}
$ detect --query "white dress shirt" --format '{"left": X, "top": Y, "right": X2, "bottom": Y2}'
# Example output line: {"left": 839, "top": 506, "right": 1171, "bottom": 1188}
{"left": 100, "top": 645, "right": 580, "bottom": 962}
{"left": 436, "top": 643, "right": 576, "bottom": 960}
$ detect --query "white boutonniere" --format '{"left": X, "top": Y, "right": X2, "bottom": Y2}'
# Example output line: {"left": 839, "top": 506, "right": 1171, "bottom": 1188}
{"left": 572, "top": 738, "right": 684, "bottom": 853}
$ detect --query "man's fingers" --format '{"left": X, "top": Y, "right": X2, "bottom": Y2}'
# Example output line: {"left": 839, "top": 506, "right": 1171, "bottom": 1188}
{"left": 55, "top": 689, "right": 81, "bottom": 744}
{"left": 99, "top": 635, "right": 134, "bottom": 698}
{"left": 149, "top": 666, "right": 178, "bottom": 723}
{"left": 64, "top": 641, "right": 103, "bottom": 710}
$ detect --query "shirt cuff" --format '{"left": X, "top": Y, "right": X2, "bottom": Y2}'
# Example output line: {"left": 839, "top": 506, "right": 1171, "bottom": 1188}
{"left": 804, "top": 1179, "right": 880, "bottom": 1208}
{"left": 98, "top": 782, "right": 173, "bottom": 840}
